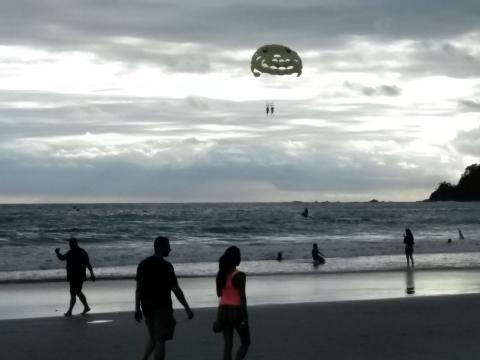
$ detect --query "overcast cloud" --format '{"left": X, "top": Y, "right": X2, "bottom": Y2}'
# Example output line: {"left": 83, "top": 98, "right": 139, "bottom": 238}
{"left": 0, "top": 0, "right": 479, "bottom": 203}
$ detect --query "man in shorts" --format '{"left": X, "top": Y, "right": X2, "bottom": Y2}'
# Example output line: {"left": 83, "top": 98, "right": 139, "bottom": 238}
{"left": 135, "top": 236, "right": 194, "bottom": 360}
{"left": 55, "top": 237, "right": 96, "bottom": 316}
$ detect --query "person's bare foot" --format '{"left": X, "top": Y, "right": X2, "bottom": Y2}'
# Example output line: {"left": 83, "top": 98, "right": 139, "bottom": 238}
{"left": 64, "top": 311, "right": 72, "bottom": 317}
{"left": 81, "top": 307, "right": 91, "bottom": 315}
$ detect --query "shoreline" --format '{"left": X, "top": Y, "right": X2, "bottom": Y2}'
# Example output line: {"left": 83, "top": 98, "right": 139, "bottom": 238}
{"left": 2, "top": 265, "right": 480, "bottom": 284}
{"left": 2, "top": 269, "right": 480, "bottom": 320}
{"left": 3, "top": 251, "right": 480, "bottom": 283}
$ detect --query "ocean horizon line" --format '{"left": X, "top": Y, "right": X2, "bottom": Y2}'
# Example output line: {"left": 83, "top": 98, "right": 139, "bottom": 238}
{"left": 0, "top": 200, "right": 434, "bottom": 206}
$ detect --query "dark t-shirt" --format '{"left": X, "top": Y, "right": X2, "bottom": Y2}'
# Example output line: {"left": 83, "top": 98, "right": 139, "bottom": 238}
{"left": 65, "top": 247, "right": 90, "bottom": 283}
{"left": 136, "top": 256, "right": 178, "bottom": 315}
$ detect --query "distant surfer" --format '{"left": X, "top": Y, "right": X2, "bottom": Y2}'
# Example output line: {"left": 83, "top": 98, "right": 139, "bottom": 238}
{"left": 266, "top": 104, "right": 270, "bottom": 116}
{"left": 458, "top": 229, "right": 464, "bottom": 240}
{"left": 270, "top": 104, "right": 274, "bottom": 116}
{"left": 311, "top": 243, "right": 325, "bottom": 266}
{"left": 301, "top": 208, "right": 309, "bottom": 218}
{"left": 403, "top": 228, "right": 415, "bottom": 267}
{"left": 277, "top": 251, "right": 283, "bottom": 262}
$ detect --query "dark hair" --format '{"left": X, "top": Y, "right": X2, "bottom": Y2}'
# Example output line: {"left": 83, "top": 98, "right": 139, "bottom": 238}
{"left": 404, "top": 229, "right": 414, "bottom": 245}
{"left": 69, "top": 237, "right": 78, "bottom": 248}
{"left": 216, "top": 246, "right": 241, "bottom": 296}
{"left": 154, "top": 236, "right": 169, "bottom": 253}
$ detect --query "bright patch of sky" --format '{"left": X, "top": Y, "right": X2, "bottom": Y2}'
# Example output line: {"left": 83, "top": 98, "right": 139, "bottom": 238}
{"left": 0, "top": 0, "right": 479, "bottom": 202}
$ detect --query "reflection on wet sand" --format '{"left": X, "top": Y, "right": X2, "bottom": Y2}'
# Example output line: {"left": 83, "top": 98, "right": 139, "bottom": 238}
{"left": 406, "top": 268, "right": 415, "bottom": 294}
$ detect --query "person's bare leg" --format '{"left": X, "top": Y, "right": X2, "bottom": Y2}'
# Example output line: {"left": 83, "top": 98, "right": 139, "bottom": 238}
{"left": 78, "top": 291, "right": 91, "bottom": 314}
{"left": 153, "top": 341, "right": 165, "bottom": 360}
{"left": 151, "top": 313, "right": 168, "bottom": 360}
{"left": 223, "top": 327, "right": 234, "bottom": 360}
{"left": 235, "top": 325, "right": 250, "bottom": 360}
{"left": 140, "top": 339, "right": 154, "bottom": 360}
{"left": 65, "top": 291, "right": 76, "bottom": 316}
{"left": 140, "top": 317, "right": 155, "bottom": 360}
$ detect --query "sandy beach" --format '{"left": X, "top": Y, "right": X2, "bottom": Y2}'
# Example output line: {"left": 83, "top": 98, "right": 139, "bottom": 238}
{"left": 2, "top": 293, "right": 480, "bottom": 360}
{"left": 1, "top": 270, "right": 480, "bottom": 359}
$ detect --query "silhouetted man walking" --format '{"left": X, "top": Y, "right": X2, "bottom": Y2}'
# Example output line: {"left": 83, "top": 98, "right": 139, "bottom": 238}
{"left": 135, "top": 236, "right": 194, "bottom": 360}
{"left": 55, "top": 237, "right": 95, "bottom": 316}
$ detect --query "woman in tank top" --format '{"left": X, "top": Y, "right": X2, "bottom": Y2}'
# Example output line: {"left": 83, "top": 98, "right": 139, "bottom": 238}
{"left": 216, "top": 246, "right": 250, "bottom": 360}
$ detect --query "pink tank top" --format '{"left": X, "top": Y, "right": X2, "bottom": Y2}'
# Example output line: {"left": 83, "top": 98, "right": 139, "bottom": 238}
{"left": 219, "top": 271, "right": 241, "bottom": 306}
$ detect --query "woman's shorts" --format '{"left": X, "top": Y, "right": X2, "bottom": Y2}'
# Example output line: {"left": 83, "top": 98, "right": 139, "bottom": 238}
{"left": 218, "top": 305, "right": 244, "bottom": 326}
{"left": 217, "top": 305, "right": 251, "bottom": 344}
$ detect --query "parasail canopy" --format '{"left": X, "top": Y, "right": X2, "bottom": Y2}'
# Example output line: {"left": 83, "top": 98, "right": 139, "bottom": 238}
{"left": 251, "top": 44, "right": 302, "bottom": 77}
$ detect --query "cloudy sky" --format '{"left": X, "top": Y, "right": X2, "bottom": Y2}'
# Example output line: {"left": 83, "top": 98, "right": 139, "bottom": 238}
{"left": 0, "top": 0, "right": 479, "bottom": 203}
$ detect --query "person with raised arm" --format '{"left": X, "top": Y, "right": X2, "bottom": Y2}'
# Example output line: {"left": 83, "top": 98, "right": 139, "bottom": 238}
{"left": 55, "top": 237, "right": 95, "bottom": 316}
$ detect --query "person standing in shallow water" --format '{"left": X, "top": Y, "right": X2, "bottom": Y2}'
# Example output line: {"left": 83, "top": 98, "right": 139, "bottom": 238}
{"left": 135, "top": 236, "right": 194, "bottom": 360}
{"left": 403, "top": 228, "right": 415, "bottom": 267}
{"left": 216, "top": 246, "right": 250, "bottom": 360}
{"left": 311, "top": 243, "right": 325, "bottom": 265}
{"left": 55, "top": 237, "right": 96, "bottom": 316}
{"left": 301, "top": 208, "right": 309, "bottom": 218}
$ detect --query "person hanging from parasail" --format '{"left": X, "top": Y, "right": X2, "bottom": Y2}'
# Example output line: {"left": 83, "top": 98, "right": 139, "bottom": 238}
{"left": 251, "top": 44, "right": 302, "bottom": 115}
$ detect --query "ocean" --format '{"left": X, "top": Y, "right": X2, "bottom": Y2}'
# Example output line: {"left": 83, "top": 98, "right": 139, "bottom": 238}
{"left": 1, "top": 202, "right": 479, "bottom": 282}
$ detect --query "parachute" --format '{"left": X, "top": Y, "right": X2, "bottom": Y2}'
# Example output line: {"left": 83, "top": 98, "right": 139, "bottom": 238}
{"left": 251, "top": 44, "right": 302, "bottom": 77}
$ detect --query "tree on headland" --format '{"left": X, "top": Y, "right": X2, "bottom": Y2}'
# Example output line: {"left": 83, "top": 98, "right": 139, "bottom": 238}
{"left": 429, "top": 182, "right": 457, "bottom": 201}
{"left": 429, "top": 164, "right": 480, "bottom": 201}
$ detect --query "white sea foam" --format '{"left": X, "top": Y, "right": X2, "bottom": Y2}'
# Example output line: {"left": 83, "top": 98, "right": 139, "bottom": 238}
{"left": 2, "top": 253, "right": 480, "bottom": 283}
{"left": 0, "top": 202, "right": 479, "bottom": 281}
